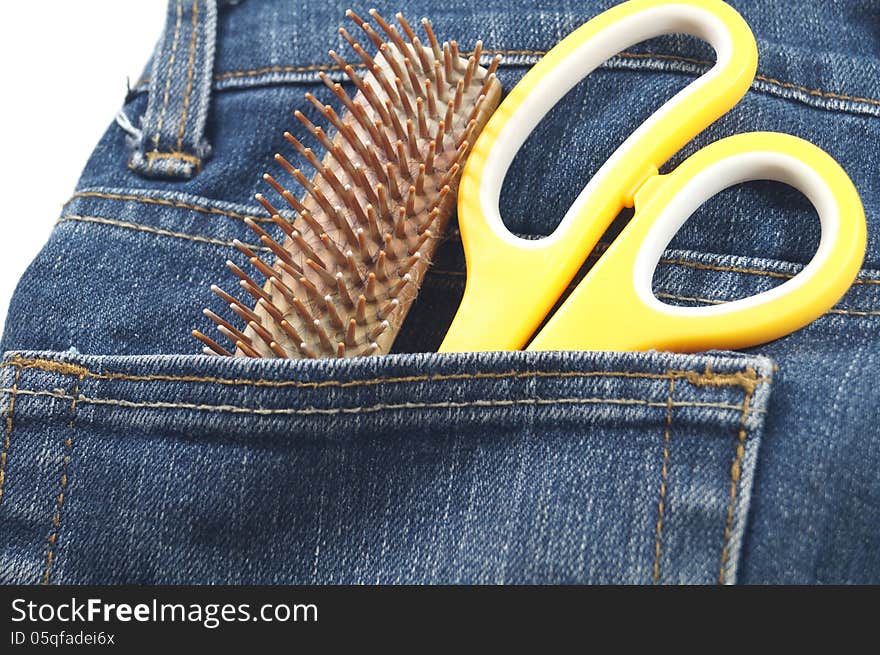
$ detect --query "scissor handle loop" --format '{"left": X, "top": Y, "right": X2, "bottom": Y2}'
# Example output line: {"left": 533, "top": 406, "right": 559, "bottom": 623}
{"left": 529, "top": 132, "right": 867, "bottom": 352}
{"left": 442, "top": 0, "right": 758, "bottom": 352}
{"left": 469, "top": 0, "right": 755, "bottom": 248}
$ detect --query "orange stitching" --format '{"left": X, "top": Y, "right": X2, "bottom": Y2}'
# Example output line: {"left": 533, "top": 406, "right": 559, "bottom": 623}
{"left": 658, "top": 293, "right": 747, "bottom": 307}
{"left": 659, "top": 258, "right": 791, "bottom": 280}
{"left": 215, "top": 62, "right": 347, "bottom": 79}
{"left": 754, "top": 73, "right": 880, "bottom": 108}
{"left": 65, "top": 192, "right": 275, "bottom": 224}
{"left": 153, "top": 0, "right": 184, "bottom": 154}
{"left": 656, "top": 292, "right": 880, "bottom": 317}
{"left": 482, "top": 48, "right": 548, "bottom": 57}
{"left": 145, "top": 151, "right": 203, "bottom": 169}
{"left": 42, "top": 374, "right": 83, "bottom": 585}
{"left": 659, "top": 258, "right": 880, "bottom": 285}
{"left": 56, "top": 215, "right": 266, "bottom": 252}
{"left": 0, "top": 387, "right": 754, "bottom": 416}
{"left": 652, "top": 376, "right": 675, "bottom": 584}
{"left": 676, "top": 366, "right": 759, "bottom": 394}
{"left": 176, "top": 0, "right": 200, "bottom": 151}
{"left": 4, "top": 359, "right": 91, "bottom": 378}
{"left": 667, "top": 259, "right": 795, "bottom": 279}
{"left": 1, "top": 355, "right": 772, "bottom": 391}
{"left": 616, "top": 50, "right": 711, "bottom": 68}
{"left": 823, "top": 308, "right": 880, "bottom": 317}
{"left": 718, "top": 384, "right": 754, "bottom": 584}
{"left": 0, "top": 368, "right": 20, "bottom": 504}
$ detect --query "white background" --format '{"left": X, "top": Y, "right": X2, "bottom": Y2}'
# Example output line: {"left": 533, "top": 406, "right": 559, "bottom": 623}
{"left": 0, "top": 2, "right": 167, "bottom": 342}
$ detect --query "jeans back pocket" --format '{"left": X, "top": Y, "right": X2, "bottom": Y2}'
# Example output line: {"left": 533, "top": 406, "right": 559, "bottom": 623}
{"left": 0, "top": 348, "right": 773, "bottom": 584}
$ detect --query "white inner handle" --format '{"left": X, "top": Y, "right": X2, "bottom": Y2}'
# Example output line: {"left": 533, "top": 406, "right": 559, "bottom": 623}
{"left": 632, "top": 151, "right": 839, "bottom": 316}
{"left": 481, "top": 3, "right": 736, "bottom": 248}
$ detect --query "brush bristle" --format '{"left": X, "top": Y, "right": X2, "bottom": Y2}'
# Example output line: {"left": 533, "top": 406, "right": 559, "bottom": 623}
{"left": 196, "top": 9, "right": 502, "bottom": 358}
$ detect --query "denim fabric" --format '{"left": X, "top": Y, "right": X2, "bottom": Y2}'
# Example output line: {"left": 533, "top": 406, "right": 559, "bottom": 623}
{"left": 1, "top": 0, "right": 879, "bottom": 584}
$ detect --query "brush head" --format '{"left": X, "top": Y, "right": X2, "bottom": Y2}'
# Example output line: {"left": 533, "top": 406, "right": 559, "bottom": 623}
{"left": 194, "top": 9, "right": 502, "bottom": 359}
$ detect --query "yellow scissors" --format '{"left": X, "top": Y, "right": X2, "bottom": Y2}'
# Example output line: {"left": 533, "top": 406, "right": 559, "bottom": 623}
{"left": 439, "top": 0, "right": 866, "bottom": 353}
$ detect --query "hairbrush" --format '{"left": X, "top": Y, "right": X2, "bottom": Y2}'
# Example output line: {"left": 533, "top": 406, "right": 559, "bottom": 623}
{"left": 193, "top": 9, "right": 502, "bottom": 358}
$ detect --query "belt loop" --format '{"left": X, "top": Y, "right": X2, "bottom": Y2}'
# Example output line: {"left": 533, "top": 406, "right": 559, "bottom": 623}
{"left": 129, "top": 0, "right": 219, "bottom": 180}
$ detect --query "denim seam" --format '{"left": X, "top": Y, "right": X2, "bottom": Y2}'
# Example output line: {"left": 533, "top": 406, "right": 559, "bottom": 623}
{"left": 56, "top": 215, "right": 267, "bottom": 253}
{"left": 0, "top": 386, "right": 758, "bottom": 416}
{"left": 54, "top": 211, "right": 880, "bottom": 315}
{"left": 435, "top": 256, "right": 880, "bottom": 286}
{"left": 657, "top": 259, "right": 880, "bottom": 285}
{"left": 128, "top": 50, "right": 731, "bottom": 82}
{"left": 42, "top": 374, "right": 83, "bottom": 585}
{"left": 0, "top": 368, "right": 20, "bottom": 506}
{"left": 0, "top": 356, "right": 773, "bottom": 391}
{"left": 130, "top": 49, "right": 880, "bottom": 114}
{"left": 433, "top": 270, "right": 880, "bottom": 304}
{"left": 59, "top": 193, "right": 880, "bottom": 286}
{"left": 652, "top": 376, "right": 675, "bottom": 584}
{"left": 52, "top": 214, "right": 880, "bottom": 303}
{"left": 657, "top": 292, "right": 880, "bottom": 317}
{"left": 428, "top": 274, "right": 880, "bottom": 316}
{"left": 65, "top": 192, "right": 276, "bottom": 224}
{"left": 718, "top": 384, "right": 755, "bottom": 585}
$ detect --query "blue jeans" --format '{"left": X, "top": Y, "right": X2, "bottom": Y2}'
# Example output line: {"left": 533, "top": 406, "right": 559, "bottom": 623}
{"left": 1, "top": 0, "right": 878, "bottom": 584}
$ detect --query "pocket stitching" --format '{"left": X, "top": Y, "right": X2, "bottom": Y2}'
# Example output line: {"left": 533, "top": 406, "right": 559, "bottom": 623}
{"left": 718, "top": 382, "right": 756, "bottom": 585}
{"left": 42, "top": 373, "right": 83, "bottom": 585}
{"left": 0, "top": 386, "right": 756, "bottom": 417}
{"left": 652, "top": 375, "right": 676, "bottom": 584}
{"left": 0, "top": 356, "right": 772, "bottom": 391}
{"left": 0, "top": 367, "right": 20, "bottom": 505}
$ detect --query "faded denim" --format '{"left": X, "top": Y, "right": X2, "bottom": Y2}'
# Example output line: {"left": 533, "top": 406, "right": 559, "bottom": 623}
{"left": 1, "top": 0, "right": 878, "bottom": 584}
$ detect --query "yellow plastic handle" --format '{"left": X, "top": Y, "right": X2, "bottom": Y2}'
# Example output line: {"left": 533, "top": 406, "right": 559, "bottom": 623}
{"left": 439, "top": 0, "right": 758, "bottom": 352}
{"left": 528, "top": 132, "right": 867, "bottom": 352}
